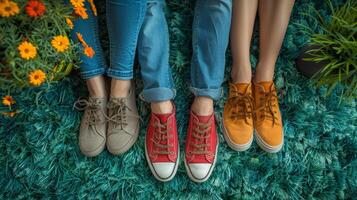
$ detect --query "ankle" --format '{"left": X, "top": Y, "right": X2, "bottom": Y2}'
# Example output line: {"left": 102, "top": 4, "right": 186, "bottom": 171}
{"left": 254, "top": 62, "right": 275, "bottom": 83}
{"left": 151, "top": 101, "right": 173, "bottom": 114}
{"left": 231, "top": 63, "right": 252, "bottom": 84}
{"left": 110, "top": 79, "right": 131, "bottom": 98}
{"left": 191, "top": 97, "right": 214, "bottom": 116}
{"left": 86, "top": 76, "right": 107, "bottom": 97}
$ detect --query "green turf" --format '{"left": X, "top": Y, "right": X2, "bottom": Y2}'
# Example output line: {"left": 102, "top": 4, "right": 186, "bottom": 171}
{"left": 1, "top": 0, "right": 356, "bottom": 199}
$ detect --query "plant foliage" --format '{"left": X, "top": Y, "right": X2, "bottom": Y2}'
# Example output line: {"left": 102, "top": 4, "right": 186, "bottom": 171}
{"left": 0, "top": 0, "right": 79, "bottom": 89}
{"left": 304, "top": 0, "right": 357, "bottom": 99}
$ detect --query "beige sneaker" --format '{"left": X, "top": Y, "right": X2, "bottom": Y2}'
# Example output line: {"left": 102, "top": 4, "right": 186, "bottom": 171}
{"left": 75, "top": 97, "right": 107, "bottom": 157}
{"left": 106, "top": 85, "right": 140, "bottom": 155}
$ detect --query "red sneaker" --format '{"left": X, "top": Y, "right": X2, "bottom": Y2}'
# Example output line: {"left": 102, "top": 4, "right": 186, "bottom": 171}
{"left": 145, "top": 108, "right": 179, "bottom": 182}
{"left": 184, "top": 111, "right": 218, "bottom": 182}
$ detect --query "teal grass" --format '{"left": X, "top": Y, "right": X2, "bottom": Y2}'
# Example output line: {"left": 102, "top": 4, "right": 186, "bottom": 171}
{"left": 1, "top": 0, "right": 356, "bottom": 199}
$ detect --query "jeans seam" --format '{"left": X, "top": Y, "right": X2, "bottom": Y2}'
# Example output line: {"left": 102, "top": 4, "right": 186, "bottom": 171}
{"left": 163, "top": 3, "right": 172, "bottom": 89}
{"left": 106, "top": 0, "right": 114, "bottom": 70}
{"left": 191, "top": 2, "right": 201, "bottom": 88}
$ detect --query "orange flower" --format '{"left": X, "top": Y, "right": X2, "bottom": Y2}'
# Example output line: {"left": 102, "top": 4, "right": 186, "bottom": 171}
{"left": 2, "top": 95, "right": 15, "bottom": 107}
{"left": 0, "top": 0, "right": 20, "bottom": 17}
{"left": 74, "top": 6, "right": 88, "bottom": 19}
{"left": 29, "top": 69, "right": 46, "bottom": 86}
{"left": 76, "top": 32, "right": 95, "bottom": 58}
{"left": 25, "top": 0, "right": 46, "bottom": 17}
{"left": 1, "top": 111, "right": 17, "bottom": 117}
{"left": 66, "top": 18, "right": 74, "bottom": 29}
{"left": 88, "top": 0, "right": 97, "bottom": 16}
{"left": 83, "top": 46, "right": 95, "bottom": 58}
{"left": 70, "top": 0, "right": 84, "bottom": 8}
{"left": 76, "top": 32, "right": 87, "bottom": 46}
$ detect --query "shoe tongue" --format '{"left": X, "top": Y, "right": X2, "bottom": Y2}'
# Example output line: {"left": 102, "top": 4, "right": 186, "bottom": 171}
{"left": 196, "top": 114, "right": 212, "bottom": 123}
{"left": 232, "top": 82, "right": 250, "bottom": 93}
{"left": 154, "top": 113, "right": 172, "bottom": 123}
{"left": 256, "top": 81, "right": 274, "bottom": 92}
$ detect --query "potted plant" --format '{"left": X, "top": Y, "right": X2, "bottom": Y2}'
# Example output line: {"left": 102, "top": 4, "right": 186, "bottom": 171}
{"left": 0, "top": 0, "right": 79, "bottom": 89}
{"left": 296, "top": 0, "right": 356, "bottom": 99}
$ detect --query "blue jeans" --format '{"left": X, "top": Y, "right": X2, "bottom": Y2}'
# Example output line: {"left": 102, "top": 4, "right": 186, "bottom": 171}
{"left": 72, "top": 0, "right": 175, "bottom": 102}
{"left": 137, "top": 0, "right": 232, "bottom": 100}
{"left": 190, "top": 0, "right": 232, "bottom": 100}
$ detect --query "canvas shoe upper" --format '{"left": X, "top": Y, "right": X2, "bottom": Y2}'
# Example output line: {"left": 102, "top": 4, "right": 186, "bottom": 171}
{"left": 145, "top": 107, "right": 179, "bottom": 182}
{"left": 185, "top": 111, "right": 218, "bottom": 183}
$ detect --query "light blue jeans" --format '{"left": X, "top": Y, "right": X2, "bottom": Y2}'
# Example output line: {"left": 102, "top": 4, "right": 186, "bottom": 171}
{"left": 72, "top": 0, "right": 175, "bottom": 102}
{"left": 190, "top": 0, "right": 232, "bottom": 100}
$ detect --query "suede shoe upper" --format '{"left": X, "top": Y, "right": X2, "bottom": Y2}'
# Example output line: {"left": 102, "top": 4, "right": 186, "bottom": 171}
{"left": 253, "top": 81, "right": 283, "bottom": 148}
{"left": 106, "top": 85, "right": 140, "bottom": 155}
{"left": 223, "top": 83, "right": 254, "bottom": 149}
{"left": 75, "top": 97, "right": 107, "bottom": 157}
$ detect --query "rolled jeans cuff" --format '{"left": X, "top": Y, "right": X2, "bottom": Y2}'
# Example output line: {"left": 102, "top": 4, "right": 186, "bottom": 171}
{"left": 190, "top": 86, "right": 223, "bottom": 101}
{"left": 140, "top": 87, "right": 176, "bottom": 102}
{"left": 80, "top": 68, "right": 106, "bottom": 80}
{"left": 106, "top": 68, "right": 133, "bottom": 80}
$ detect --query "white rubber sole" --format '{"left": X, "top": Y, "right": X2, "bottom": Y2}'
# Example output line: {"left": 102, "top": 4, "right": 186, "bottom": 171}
{"left": 107, "top": 123, "right": 140, "bottom": 155}
{"left": 254, "top": 129, "right": 284, "bottom": 153}
{"left": 184, "top": 137, "right": 219, "bottom": 183}
{"left": 222, "top": 120, "right": 253, "bottom": 152}
{"left": 144, "top": 134, "right": 179, "bottom": 182}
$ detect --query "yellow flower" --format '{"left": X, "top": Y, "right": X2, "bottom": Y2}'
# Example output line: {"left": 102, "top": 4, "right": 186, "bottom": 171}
{"left": 18, "top": 41, "right": 37, "bottom": 60}
{"left": 29, "top": 69, "right": 46, "bottom": 86}
{"left": 66, "top": 18, "right": 74, "bottom": 29}
{"left": 70, "top": 0, "right": 84, "bottom": 8}
{"left": 0, "top": 0, "right": 20, "bottom": 17}
{"left": 83, "top": 46, "right": 95, "bottom": 58}
{"left": 74, "top": 6, "right": 88, "bottom": 19}
{"left": 51, "top": 35, "right": 70, "bottom": 52}
{"left": 2, "top": 95, "right": 15, "bottom": 107}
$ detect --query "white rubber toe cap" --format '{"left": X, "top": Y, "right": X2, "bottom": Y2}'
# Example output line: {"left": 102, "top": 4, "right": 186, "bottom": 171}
{"left": 152, "top": 162, "right": 175, "bottom": 180}
{"left": 188, "top": 163, "right": 212, "bottom": 180}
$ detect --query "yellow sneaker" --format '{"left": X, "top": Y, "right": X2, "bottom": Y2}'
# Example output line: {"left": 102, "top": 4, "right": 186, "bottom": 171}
{"left": 223, "top": 83, "right": 254, "bottom": 151}
{"left": 253, "top": 81, "right": 284, "bottom": 153}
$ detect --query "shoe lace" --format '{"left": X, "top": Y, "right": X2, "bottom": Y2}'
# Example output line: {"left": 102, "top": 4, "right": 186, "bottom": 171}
{"left": 228, "top": 85, "right": 254, "bottom": 125}
{"left": 74, "top": 98, "right": 103, "bottom": 126}
{"left": 152, "top": 120, "right": 174, "bottom": 155}
{"left": 106, "top": 98, "right": 137, "bottom": 131}
{"left": 189, "top": 120, "right": 212, "bottom": 155}
{"left": 254, "top": 88, "right": 279, "bottom": 126}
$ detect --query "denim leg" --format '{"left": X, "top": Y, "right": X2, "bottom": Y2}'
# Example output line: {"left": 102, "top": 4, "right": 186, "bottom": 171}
{"left": 106, "top": 0, "right": 147, "bottom": 80}
{"left": 190, "top": 0, "right": 232, "bottom": 100}
{"left": 71, "top": 1, "right": 107, "bottom": 79}
{"left": 137, "top": 0, "right": 175, "bottom": 102}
